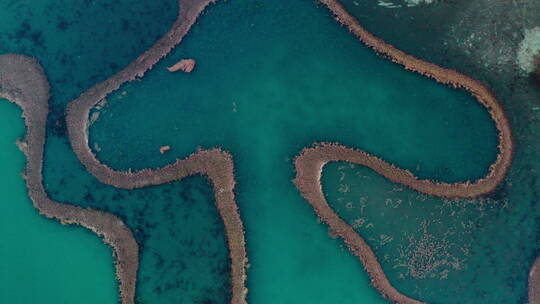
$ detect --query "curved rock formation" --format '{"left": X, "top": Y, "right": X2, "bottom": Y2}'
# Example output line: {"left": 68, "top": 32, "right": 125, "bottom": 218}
{"left": 290, "top": 1, "right": 516, "bottom": 303}
{"left": 167, "top": 58, "right": 196, "bottom": 73}
{"left": 65, "top": 1, "right": 248, "bottom": 304}
{"left": 294, "top": 142, "right": 497, "bottom": 304}
{"left": 0, "top": 54, "right": 138, "bottom": 304}
{"left": 61, "top": 0, "right": 525, "bottom": 303}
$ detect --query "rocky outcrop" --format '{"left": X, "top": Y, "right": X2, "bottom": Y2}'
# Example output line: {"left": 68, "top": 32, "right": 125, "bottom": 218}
{"left": 159, "top": 145, "right": 171, "bottom": 154}
{"left": 167, "top": 58, "right": 196, "bottom": 73}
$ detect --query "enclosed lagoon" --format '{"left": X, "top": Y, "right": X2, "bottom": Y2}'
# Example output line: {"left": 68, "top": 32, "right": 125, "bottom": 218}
{"left": 323, "top": 162, "right": 535, "bottom": 303}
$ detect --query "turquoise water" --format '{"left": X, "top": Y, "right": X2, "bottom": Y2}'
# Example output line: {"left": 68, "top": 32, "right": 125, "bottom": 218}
{"left": 326, "top": 1, "right": 540, "bottom": 302}
{"left": 91, "top": 0, "right": 497, "bottom": 182}
{"left": 86, "top": 0, "right": 498, "bottom": 303}
{"left": 323, "top": 162, "right": 535, "bottom": 303}
{"left": 44, "top": 135, "right": 232, "bottom": 304}
{"left": 0, "top": 100, "right": 118, "bottom": 303}
{"left": 0, "top": 0, "right": 176, "bottom": 108}
{"left": 1, "top": 0, "right": 533, "bottom": 304}
{"left": 0, "top": 1, "right": 179, "bottom": 303}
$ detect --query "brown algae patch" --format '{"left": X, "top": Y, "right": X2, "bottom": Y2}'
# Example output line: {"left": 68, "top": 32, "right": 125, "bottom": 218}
{"left": 65, "top": 1, "right": 248, "bottom": 303}
{"left": 0, "top": 54, "right": 138, "bottom": 304}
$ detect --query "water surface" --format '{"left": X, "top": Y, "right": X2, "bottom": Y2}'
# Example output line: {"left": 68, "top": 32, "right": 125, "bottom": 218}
{"left": 0, "top": 0, "right": 517, "bottom": 303}
{"left": 0, "top": 100, "right": 117, "bottom": 304}
{"left": 88, "top": 0, "right": 499, "bottom": 303}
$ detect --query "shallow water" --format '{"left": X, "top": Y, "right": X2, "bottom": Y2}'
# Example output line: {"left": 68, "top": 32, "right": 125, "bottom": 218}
{"left": 323, "top": 162, "right": 535, "bottom": 303}
{"left": 88, "top": 0, "right": 498, "bottom": 303}
{"left": 0, "top": 100, "right": 118, "bottom": 304}
{"left": 43, "top": 134, "right": 232, "bottom": 304}
{"left": 0, "top": 0, "right": 527, "bottom": 303}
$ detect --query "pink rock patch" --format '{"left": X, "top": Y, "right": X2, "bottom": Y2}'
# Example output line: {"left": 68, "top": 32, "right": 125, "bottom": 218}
{"left": 167, "top": 59, "right": 196, "bottom": 73}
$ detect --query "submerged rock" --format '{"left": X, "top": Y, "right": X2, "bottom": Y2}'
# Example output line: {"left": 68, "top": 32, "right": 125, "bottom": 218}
{"left": 160, "top": 145, "right": 171, "bottom": 154}
{"left": 166, "top": 59, "right": 196, "bottom": 73}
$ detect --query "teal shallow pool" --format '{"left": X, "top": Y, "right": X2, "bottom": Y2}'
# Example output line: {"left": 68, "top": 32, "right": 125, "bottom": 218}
{"left": 0, "top": 100, "right": 117, "bottom": 304}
